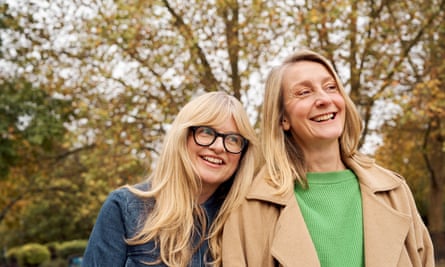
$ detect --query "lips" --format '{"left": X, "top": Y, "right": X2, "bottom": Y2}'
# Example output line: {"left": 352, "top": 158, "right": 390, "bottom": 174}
{"left": 202, "top": 156, "right": 224, "bottom": 165}
{"left": 311, "top": 112, "right": 336, "bottom": 122}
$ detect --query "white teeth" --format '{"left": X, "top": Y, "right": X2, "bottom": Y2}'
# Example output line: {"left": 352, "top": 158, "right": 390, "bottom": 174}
{"left": 313, "top": 113, "right": 334, "bottom": 122}
{"left": 203, "top": 156, "right": 223, "bottom": 165}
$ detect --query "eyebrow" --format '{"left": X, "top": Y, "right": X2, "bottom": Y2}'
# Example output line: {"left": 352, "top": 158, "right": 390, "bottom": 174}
{"left": 288, "top": 75, "right": 335, "bottom": 90}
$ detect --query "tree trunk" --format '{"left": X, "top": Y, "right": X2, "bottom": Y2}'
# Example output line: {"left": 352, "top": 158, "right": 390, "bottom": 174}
{"left": 426, "top": 126, "right": 445, "bottom": 261}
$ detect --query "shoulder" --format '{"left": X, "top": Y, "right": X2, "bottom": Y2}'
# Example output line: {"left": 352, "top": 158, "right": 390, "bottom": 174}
{"left": 108, "top": 182, "right": 151, "bottom": 203}
{"left": 102, "top": 182, "right": 155, "bottom": 236}
{"left": 246, "top": 167, "right": 292, "bottom": 205}
{"left": 351, "top": 160, "right": 420, "bottom": 210}
{"left": 368, "top": 164, "right": 415, "bottom": 198}
{"left": 103, "top": 182, "right": 154, "bottom": 220}
{"left": 346, "top": 157, "right": 405, "bottom": 192}
{"left": 229, "top": 170, "right": 292, "bottom": 223}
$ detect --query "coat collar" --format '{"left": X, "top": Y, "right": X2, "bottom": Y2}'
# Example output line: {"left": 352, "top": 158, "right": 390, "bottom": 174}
{"left": 246, "top": 168, "right": 288, "bottom": 205}
{"left": 246, "top": 157, "right": 404, "bottom": 204}
{"left": 246, "top": 158, "right": 411, "bottom": 267}
{"left": 345, "top": 157, "right": 403, "bottom": 193}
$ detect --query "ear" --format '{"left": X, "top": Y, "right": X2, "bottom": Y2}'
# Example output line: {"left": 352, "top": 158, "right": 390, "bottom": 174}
{"left": 281, "top": 116, "right": 290, "bottom": 131}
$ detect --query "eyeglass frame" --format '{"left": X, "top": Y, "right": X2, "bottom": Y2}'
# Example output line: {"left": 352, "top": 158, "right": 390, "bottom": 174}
{"left": 189, "top": 126, "right": 248, "bottom": 154}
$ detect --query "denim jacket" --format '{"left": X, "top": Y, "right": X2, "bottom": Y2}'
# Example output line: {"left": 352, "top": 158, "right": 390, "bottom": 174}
{"left": 82, "top": 183, "right": 221, "bottom": 267}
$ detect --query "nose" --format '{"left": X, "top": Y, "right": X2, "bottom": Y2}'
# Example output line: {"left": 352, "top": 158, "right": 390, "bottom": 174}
{"left": 314, "top": 89, "right": 332, "bottom": 107}
{"left": 209, "top": 136, "right": 225, "bottom": 152}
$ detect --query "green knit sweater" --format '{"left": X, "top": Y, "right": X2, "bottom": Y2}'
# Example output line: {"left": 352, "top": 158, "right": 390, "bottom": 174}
{"left": 294, "top": 170, "right": 364, "bottom": 267}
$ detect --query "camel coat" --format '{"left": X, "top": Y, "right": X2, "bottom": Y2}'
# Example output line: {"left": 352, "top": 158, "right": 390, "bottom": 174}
{"left": 222, "top": 158, "right": 435, "bottom": 267}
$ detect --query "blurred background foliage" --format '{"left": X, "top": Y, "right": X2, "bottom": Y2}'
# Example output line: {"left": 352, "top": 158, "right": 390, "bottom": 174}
{"left": 0, "top": 0, "right": 444, "bottom": 260}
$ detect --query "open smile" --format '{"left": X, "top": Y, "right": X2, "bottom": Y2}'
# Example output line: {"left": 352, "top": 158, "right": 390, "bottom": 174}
{"left": 202, "top": 156, "right": 224, "bottom": 165}
{"left": 311, "top": 112, "right": 337, "bottom": 122}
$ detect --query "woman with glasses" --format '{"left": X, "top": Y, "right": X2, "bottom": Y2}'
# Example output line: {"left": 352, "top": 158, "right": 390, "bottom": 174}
{"left": 82, "top": 91, "right": 260, "bottom": 267}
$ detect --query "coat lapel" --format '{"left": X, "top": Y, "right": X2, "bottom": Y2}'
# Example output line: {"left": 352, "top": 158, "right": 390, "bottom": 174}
{"left": 361, "top": 186, "right": 411, "bottom": 266}
{"left": 249, "top": 175, "right": 320, "bottom": 267}
{"left": 271, "top": 193, "right": 320, "bottom": 267}
{"left": 348, "top": 159, "right": 411, "bottom": 267}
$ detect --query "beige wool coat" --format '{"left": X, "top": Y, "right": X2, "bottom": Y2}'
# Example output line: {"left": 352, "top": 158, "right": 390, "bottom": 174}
{"left": 222, "top": 158, "right": 435, "bottom": 267}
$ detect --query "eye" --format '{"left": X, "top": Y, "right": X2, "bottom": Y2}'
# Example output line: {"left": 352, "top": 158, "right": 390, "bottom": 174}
{"left": 296, "top": 88, "right": 311, "bottom": 96}
{"left": 224, "top": 134, "right": 246, "bottom": 153}
{"left": 196, "top": 126, "right": 215, "bottom": 137}
{"left": 226, "top": 134, "right": 243, "bottom": 145}
{"left": 325, "top": 82, "right": 338, "bottom": 92}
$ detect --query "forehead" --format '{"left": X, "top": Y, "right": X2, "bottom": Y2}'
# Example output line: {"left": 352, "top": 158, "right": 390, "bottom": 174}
{"left": 209, "top": 116, "right": 239, "bottom": 133}
{"left": 282, "top": 60, "right": 334, "bottom": 85}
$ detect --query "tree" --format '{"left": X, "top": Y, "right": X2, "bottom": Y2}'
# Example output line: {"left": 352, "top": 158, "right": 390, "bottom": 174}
{"left": 375, "top": 17, "right": 445, "bottom": 255}
{"left": 1, "top": 0, "right": 295, "bottom": 245}
{"left": 0, "top": 79, "right": 78, "bottom": 245}
{"left": 1, "top": 0, "right": 444, "bottom": 248}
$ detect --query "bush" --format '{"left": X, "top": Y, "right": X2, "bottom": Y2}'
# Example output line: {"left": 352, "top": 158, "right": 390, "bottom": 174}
{"left": 44, "top": 242, "right": 61, "bottom": 260}
{"left": 5, "top": 240, "right": 87, "bottom": 267}
{"left": 5, "top": 246, "right": 21, "bottom": 266}
{"left": 22, "top": 243, "right": 51, "bottom": 267}
{"left": 7, "top": 243, "right": 51, "bottom": 267}
{"left": 56, "top": 240, "right": 87, "bottom": 260}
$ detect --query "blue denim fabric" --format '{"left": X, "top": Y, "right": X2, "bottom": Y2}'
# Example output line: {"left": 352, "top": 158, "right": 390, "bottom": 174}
{"left": 82, "top": 183, "right": 221, "bottom": 267}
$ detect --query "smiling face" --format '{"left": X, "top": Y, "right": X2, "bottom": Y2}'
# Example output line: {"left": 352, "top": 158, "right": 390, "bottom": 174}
{"left": 187, "top": 117, "right": 242, "bottom": 202}
{"left": 281, "top": 60, "right": 346, "bottom": 150}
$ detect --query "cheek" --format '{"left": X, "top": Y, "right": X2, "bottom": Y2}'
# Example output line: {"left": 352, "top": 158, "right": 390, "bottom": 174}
{"left": 227, "top": 155, "right": 242, "bottom": 171}
{"left": 286, "top": 100, "right": 310, "bottom": 118}
{"left": 333, "top": 94, "right": 346, "bottom": 109}
{"left": 286, "top": 106, "right": 308, "bottom": 129}
{"left": 186, "top": 135, "right": 199, "bottom": 155}
{"left": 334, "top": 96, "right": 346, "bottom": 120}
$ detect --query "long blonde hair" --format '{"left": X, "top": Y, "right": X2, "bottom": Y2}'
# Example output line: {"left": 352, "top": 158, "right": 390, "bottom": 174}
{"left": 261, "top": 49, "right": 371, "bottom": 195}
{"left": 127, "top": 91, "right": 259, "bottom": 266}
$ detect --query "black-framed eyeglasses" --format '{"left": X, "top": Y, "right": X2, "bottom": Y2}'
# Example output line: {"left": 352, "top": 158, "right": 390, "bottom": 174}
{"left": 190, "top": 126, "right": 248, "bottom": 154}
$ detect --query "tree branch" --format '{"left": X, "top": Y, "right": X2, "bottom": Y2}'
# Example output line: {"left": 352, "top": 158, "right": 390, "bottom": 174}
{"left": 162, "top": 0, "right": 220, "bottom": 91}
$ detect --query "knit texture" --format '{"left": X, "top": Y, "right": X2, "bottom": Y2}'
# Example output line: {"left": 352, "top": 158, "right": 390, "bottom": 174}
{"left": 294, "top": 169, "right": 364, "bottom": 267}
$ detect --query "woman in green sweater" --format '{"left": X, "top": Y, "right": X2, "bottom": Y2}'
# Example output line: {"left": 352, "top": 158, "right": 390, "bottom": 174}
{"left": 222, "top": 49, "right": 434, "bottom": 267}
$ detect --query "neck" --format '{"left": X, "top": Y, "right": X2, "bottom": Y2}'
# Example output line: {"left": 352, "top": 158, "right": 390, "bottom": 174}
{"left": 303, "top": 143, "right": 346, "bottom": 172}
{"left": 199, "top": 185, "right": 218, "bottom": 204}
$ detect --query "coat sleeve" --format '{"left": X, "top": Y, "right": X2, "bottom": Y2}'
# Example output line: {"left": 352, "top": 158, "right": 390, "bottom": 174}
{"left": 404, "top": 181, "right": 435, "bottom": 267}
{"left": 82, "top": 190, "right": 128, "bottom": 267}
{"left": 417, "top": 217, "right": 435, "bottom": 267}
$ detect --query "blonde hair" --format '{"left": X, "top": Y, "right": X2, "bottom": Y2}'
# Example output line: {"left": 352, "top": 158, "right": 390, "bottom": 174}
{"left": 126, "top": 91, "right": 259, "bottom": 267}
{"left": 261, "top": 49, "right": 371, "bottom": 194}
